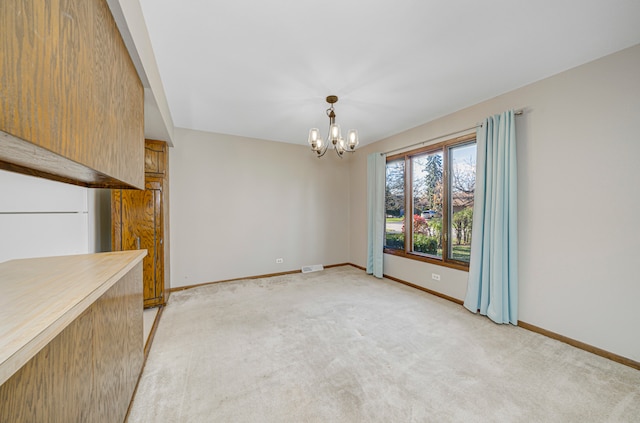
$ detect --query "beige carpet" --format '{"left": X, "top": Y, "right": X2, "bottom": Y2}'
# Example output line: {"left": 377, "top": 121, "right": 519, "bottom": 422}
{"left": 127, "top": 266, "right": 640, "bottom": 422}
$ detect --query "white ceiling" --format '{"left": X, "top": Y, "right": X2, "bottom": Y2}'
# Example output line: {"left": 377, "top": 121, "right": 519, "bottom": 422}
{"left": 137, "top": 0, "right": 640, "bottom": 147}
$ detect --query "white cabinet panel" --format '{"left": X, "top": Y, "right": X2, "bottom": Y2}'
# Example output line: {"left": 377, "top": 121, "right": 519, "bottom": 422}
{"left": 0, "top": 170, "right": 87, "bottom": 213}
{"left": 0, "top": 213, "right": 89, "bottom": 263}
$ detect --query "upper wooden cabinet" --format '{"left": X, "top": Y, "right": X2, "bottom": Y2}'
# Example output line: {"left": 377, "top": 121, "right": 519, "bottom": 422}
{"left": 0, "top": 0, "right": 144, "bottom": 189}
{"left": 144, "top": 140, "right": 167, "bottom": 176}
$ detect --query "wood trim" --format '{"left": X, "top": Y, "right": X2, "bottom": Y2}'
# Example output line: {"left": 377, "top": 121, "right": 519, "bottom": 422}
{"left": 386, "top": 133, "right": 477, "bottom": 161}
{"left": 168, "top": 270, "right": 302, "bottom": 293}
{"left": 442, "top": 145, "right": 450, "bottom": 260}
{"left": 168, "top": 263, "right": 352, "bottom": 293}
{"left": 144, "top": 139, "right": 168, "bottom": 176}
{"left": 142, "top": 177, "right": 165, "bottom": 308}
{"left": 347, "top": 263, "right": 639, "bottom": 371}
{"left": 346, "top": 262, "right": 464, "bottom": 304}
{"left": 125, "top": 305, "right": 166, "bottom": 421}
{"left": 325, "top": 263, "right": 351, "bottom": 269}
{"left": 383, "top": 248, "right": 470, "bottom": 272}
{"left": 348, "top": 263, "right": 366, "bottom": 271}
{"left": 0, "top": 132, "right": 137, "bottom": 189}
{"left": 517, "top": 321, "right": 640, "bottom": 371}
{"left": 143, "top": 306, "right": 164, "bottom": 360}
{"left": 382, "top": 273, "right": 464, "bottom": 305}
{"left": 111, "top": 190, "right": 123, "bottom": 251}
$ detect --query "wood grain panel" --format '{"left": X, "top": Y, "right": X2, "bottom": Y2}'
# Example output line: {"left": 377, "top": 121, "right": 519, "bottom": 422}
{"left": 0, "top": 309, "right": 93, "bottom": 422}
{"left": 49, "top": 308, "right": 94, "bottom": 422}
{"left": 144, "top": 139, "right": 167, "bottom": 175}
{"left": 91, "top": 264, "right": 143, "bottom": 423}
{"left": 0, "top": 0, "right": 144, "bottom": 189}
{"left": 112, "top": 140, "right": 170, "bottom": 307}
{"left": 0, "top": 131, "right": 132, "bottom": 188}
{"left": 120, "top": 181, "right": 162, "bottom": 304}
{"left": 124, "top": 266, "right": 144, "bottom": 390}
{"left": 150, "top": 179, "right": 164, "bottom": 305}
{"left": 0, "top": 251, "right": 145, "bottom": 386}
{"left": 147, "top": 139, "right": 171, "bottom": 301}
{"left": 0, "top": 259, "right": 143, "bottom": 422}
{"left": 113, "top": 177, "right": 166, "bottom": 307}
{"left": 112, "top": 189, "right": 123, "bottom": 251}
{"left": 91, "top": 0, "right": 144, "bottom": 186}
{"left": 92, "top": 278, "right": 127, "bottom": 423}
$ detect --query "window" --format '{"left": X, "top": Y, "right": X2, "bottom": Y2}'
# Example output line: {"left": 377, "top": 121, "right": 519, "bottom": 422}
{"left": 384, "top": 158, "right": 405, "bottom": 250}
{"left": 384, "top": 134, "right": 476, "bottom": 270}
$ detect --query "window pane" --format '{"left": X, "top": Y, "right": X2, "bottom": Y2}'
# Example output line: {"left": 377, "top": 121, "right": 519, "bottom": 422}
{"left": 411, "top": 152, "right": 443, "bottom": 258}
{"left": 385, "top": 159, "right": 405, "bottom": 250}
{"left": 449, "top": 142, "right": 476, "bottom": 262}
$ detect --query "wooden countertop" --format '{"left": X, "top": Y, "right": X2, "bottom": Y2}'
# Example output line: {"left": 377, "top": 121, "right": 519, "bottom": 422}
{"left": 0, "top": 250, "right": 146, "bottom": 386}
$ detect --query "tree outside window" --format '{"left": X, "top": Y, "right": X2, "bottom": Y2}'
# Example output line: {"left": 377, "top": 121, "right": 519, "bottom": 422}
{"left": 384, "top": 134, "right": 476, "bottom": 270}
{"left": 384, "top": 159, "right": 405, "bottom": 250}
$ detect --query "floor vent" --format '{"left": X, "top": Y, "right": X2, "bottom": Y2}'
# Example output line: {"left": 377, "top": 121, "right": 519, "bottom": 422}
{"left": 301, "top": 264, "right": 324, "bottom": 273}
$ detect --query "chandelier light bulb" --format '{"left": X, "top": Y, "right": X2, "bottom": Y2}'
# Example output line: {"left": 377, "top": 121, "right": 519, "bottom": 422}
{"left": 337, "top": 137, "right": 346, "bottom": 153}
{"left": 347, "top": 129, "right": 359, "bottom": 150}
{"left": 308, "top": 128, "right": 321, "bottom": 150}
{"left": 330, "top": 123, "right": 341, "bottom": 141}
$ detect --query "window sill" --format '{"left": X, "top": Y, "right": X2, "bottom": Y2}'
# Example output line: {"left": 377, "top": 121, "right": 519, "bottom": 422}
{"left": 383, "top": 248, "right": 470, "bottom": 272}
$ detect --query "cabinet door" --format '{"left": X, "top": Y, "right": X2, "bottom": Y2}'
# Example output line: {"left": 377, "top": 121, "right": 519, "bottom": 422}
{"left": 144, "top": 140, "right": 167, "bottom": 176}
{"left": 113, "top": 179, "right": 164, "bottom": 307}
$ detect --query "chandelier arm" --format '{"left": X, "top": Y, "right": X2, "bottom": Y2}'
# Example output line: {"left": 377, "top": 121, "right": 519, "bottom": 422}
{"left": 316, "top": 142, "right": 329, "bottom": 158}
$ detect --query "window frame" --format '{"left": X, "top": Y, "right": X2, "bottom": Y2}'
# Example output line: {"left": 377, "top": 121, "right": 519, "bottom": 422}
{"left": 384, "top": 133, "right": 476, "bottom": 272}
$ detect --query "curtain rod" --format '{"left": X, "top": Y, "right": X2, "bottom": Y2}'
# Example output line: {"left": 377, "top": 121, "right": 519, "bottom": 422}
{"left": 381, "top": 109, "right": 523, "bottom": 156}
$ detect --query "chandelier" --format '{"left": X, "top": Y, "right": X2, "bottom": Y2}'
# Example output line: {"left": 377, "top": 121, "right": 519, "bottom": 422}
{"left": 308, "top": 95, "right": 359, "bottom": 158}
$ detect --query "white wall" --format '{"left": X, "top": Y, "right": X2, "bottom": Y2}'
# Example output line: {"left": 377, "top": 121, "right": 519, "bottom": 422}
{"left": 0, "top": 170, "right": 111, "bottom": 263}
{"left": 349, "top": 44, "right": 640, "bottom": 362}
{"left": 169, "top": 128, "right": 351, "bottom": 287}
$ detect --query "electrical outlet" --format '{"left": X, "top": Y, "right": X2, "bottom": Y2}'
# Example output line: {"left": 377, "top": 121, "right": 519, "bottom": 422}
{"left": 276, "top": 258, "right": 284, "bottom": 264}
{"left": 432, "top": 273, "right": 441, "bottom": 281}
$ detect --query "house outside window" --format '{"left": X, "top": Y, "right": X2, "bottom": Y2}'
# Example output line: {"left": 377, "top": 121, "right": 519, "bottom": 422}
{"left": 384, "top": 133, "right": 476, "bottom": 271}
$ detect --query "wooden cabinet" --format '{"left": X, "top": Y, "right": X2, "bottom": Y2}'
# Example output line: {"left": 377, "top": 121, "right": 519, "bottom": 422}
{"left": 112, "top": 140, "right": 170, "bottom": 307}
{"left": 0, "top": 0, "right": 144, "bottom": 189}
{"left": 0, "top": 251, "right": 145, "bottom": 422}
{"left": 144, "top": 140, "right": 168, "bottom": 176}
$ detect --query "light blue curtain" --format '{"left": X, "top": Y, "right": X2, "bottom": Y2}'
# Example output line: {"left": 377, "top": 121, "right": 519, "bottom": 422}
{"left": 366, "top": 152, "right": 386, "bottom": 278}
{"left": 464, "top": 110, "right": 518, "bottom": 324}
